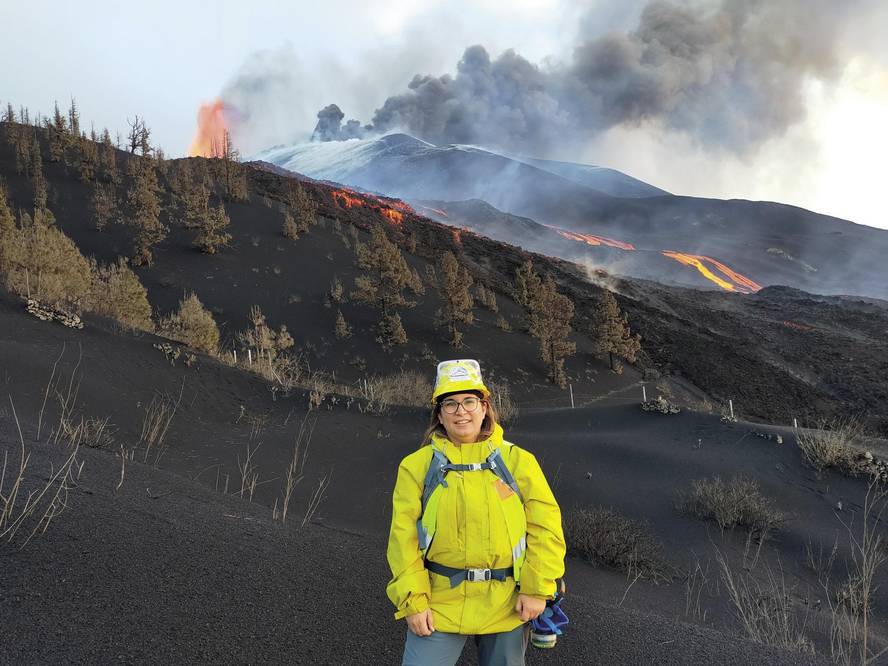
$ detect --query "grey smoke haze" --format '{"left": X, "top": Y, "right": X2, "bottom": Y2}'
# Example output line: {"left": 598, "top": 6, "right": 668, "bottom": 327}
{"left": 300, "top": 0, "right": 858, "bottom": 155}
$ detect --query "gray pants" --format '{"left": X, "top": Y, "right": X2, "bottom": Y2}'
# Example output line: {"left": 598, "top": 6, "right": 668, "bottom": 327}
{"left": 402, "top": 624, "right": 529, "bottom": 666}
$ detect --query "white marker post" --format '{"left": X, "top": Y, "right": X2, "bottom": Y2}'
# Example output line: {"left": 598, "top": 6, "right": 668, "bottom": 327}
{"left": 570, "top": 384, "right": 574, "bottom": 409}
{"left": 642, "top": 385, "right": 647, "bottom": 402}
{"left": 729, "top": 399, "right": 734, "bottom": 420}
{"left": 233, "top": 349, "right": 237, "bottom": 364}
{"left": 248, "top": 349, "right": 252, "bottom": 365}
{"left": 793, "top": 418, "right": 798, "bottom": 429}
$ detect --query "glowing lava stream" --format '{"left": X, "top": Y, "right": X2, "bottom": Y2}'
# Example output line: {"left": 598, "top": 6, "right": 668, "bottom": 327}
{"left": 331, "top": 188, "right": 412, "bottom": 225}
{"left": 550, "top": 227, "right": 636, "bottom": 251}
{"left": 189, "top": 100, "right": 228, "bottom": 157}
{"left": 661, "top": 251, "right": 762, "bottom": 293}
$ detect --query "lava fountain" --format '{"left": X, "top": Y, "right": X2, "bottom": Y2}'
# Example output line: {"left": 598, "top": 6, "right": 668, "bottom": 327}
{"left": 188, "top": 100, "right": 229, "bottom": 157}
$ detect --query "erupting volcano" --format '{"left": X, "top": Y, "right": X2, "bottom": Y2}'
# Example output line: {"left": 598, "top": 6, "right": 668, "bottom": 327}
{"left": 188, "top": 100, "right": 229, "bottom": 158}
{"left": 661, "top": 251, "right": 761, "bottom": 293}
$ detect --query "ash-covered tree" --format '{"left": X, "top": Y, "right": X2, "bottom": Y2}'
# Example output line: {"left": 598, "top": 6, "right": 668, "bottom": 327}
{"left": 67, "top": 97, "right": 81, "bottom": 138}
{"left": 46, "top": 101, "right": 68, "bottom": 163}
{"left": 1, "top": 213, "right": 92, "bottom": 306}
{"left": 281, "top": 211, "right": 299, "bottom": 240}
{"left": 100, "top": 128, "right": 119, "bottom": 183}
{"left": 30, "top": 134, "right": 53, "bottom": 225}
{"left": 219, "top": 130, "right": 248, "bottom": 201}
{"left": 528, "top": 275, "right": 576, "bottom": 388}
{"left": 158, "top": 293, "right": 220, "bottom": 355}
{"left": 475, "top": 283, "right": 498, "bottom": 312}
{"left": 174, "top": 160, "right": 211, "bottom": 228}
{"left": 334, "top": 309, "right": 352, "bottom": 339}
{"left": 434, "top": 251, "right": 474, "bottom": 347}
{"left": 126, "top": 158, "right": 166, "bottom": 265}
{"left": 352, "top": 224, "right": 422, "bottom": 349}
{"left": 237, "top": 305, "right": 293, "bottom": 368}
{"left": 194, "top": 203, "right": 232, "bottom": 254}
{"left": 126, "top": 115, "right": 151, "bottom": 156}
{"left": 286, "top": 181, "right": 317, "bottom": 233}
{"left": 0, "top": 180, "right": 15, "bottom": 268}
{"left": 86, "top": 257, "right": 153, "bottom": 330}
{"left": 91, "top": 181, "right": 117, "bottom": 230}
{"left": 594, "top": 290, "right": 641, "bottom": 373}
{"left": 77, "top": 136, "right": 98, "bottom": 182}
{"left": 514, "top": 259, "right": 541, "bottom": 311}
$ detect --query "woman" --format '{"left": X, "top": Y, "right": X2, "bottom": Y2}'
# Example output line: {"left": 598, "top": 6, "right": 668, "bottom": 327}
{"left": 387, "top": 359, "right": 566, "bottom": 666}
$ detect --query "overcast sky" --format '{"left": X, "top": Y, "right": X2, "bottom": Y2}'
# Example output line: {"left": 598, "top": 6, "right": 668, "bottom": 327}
{"left": 3, "top": 0, "right": 887, "bottom": 230}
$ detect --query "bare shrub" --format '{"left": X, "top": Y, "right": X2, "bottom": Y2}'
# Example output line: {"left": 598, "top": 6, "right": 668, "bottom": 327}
{"left": 488, "top": 381, "right": 518, "bottom": 425}
{"left": 715, "top": 548, "right": 814, "bottom": 654}
{"left": 1, "top": 396, "right": 80, "bottom": 548}
{"left": 353, "top": 370, "right": 432, "bottom": 413}
{"left": 795, "top": 417, "right": 866, "bottom": 473}
{"left": 564, "top": 506, "right": 672, "bottom": 583}
{"left": 280, "top": 416, "right": 316, "bottom": 524}
{"left": 819, "top": 480, "right": 888, "bottom": 664}
{"left": 676, "top": 476, "right": 783, "bottom": 540}
{"left": 139, "top": 383, "right": 183, "bottom": 465}
{"left": 62, "top": 415, "right": 114, "bottom": 449}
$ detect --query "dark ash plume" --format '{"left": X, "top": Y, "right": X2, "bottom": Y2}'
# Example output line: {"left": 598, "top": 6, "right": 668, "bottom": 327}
{"left": 318, "top": 0, "right": 858, "bottom": 155}
{"left": 312, "top": 104, "right": 369, "bottom": 141}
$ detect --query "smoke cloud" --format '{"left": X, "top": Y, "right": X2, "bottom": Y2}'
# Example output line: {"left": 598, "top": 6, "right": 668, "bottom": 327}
{"left": 312, "top": 0, "right": 859, "bottom": 155}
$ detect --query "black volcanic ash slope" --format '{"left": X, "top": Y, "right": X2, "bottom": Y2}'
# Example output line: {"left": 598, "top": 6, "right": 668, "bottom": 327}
{"left": 1, "top": 123, "right": 888, "bottom": 435}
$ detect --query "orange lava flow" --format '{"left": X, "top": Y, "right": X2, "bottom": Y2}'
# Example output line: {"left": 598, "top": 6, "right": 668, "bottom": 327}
{"left": 188, "top": 99, "right": 228, "bottom": 157}
{"left": 661, "top": 251, "right": 761, "bottom": 293}
{"left": 332, "top": 190, "right": 363, "bottom": 208}
{"left": 452, "top": 229, "right": 462, "bottom": 245}
{"left": 381, "top": 208, "right": 404, "bottom": 225}
{"left": 551, "top": 227, "right": 636, "bottom": 251}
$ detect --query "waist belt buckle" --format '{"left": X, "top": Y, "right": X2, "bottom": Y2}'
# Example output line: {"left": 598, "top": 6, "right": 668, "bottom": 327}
{"left": 467, "top": 568, "right": 491, "bottom": 582}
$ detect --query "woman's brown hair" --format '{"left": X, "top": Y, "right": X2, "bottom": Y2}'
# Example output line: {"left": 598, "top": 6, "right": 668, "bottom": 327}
{"left": 419, "top": 392, "right": 499, "bottom": 448}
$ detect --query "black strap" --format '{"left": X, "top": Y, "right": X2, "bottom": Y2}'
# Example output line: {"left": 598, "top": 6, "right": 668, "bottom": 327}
{"left": 425, "top": 560, "right": 513, "bottom": 588}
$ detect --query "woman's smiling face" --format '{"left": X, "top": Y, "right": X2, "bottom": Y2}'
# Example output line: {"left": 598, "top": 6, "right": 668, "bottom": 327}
{"left": 437, "top": 392, "right": 488, "bottom": 444}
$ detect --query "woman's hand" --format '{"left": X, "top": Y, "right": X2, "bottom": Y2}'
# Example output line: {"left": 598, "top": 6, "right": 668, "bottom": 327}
{"left": 406, "top": 609, "right": 435, "bottom": 636}
{"left": 515, "top": 594, "right": 547, "bottom": 622}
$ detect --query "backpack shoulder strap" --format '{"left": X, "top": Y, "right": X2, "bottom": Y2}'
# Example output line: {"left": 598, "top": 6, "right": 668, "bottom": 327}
{"left": 486, "top": 441, "right": 524, "bottom": 503}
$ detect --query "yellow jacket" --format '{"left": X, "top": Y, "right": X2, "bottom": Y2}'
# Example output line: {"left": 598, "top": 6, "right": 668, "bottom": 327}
{"left": 386, "top": 423, "right": 566, "bottom": 634}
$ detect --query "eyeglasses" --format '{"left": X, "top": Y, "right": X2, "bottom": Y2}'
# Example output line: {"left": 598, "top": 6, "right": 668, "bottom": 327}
{"left": 440, "top": 397, "right": 482, "bottom": 414}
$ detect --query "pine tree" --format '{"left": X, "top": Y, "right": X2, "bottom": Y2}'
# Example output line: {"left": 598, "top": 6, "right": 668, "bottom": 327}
{"left": 3, "top": 103, "right": 14, "bottom": 123}
{"left": 352, "top": 225, "right": 421, "bottom": 348}
{"left": 68, "top": 97, "right": 80, "bottom": 138}
{"left": 0, "top": 180, "right": 15, "bottom": 270}
{"left": 30, "top": 134, "right": 52, "bottom": 223}
{"left": 126, "top": 158, "right": 165, "bottom": 265}
{"left": 77, "top": 137, "right": 98, "bottom": 182}
{"left": 287, "top": 181, "right": 317, "bottom": 232}
{"left": 86, "top": 257, "right": 153, "bottom": 330}
{"left": 434, "top": 251, "right": 474, "bottom": 347}
{"left": 594, "top": 290, "right": 641, "bottom": 372}
{"left": 515, "top": 259, "right": 541, "bottom": 310}
{"left": 194, "top": 203, "right": 232, "bottom": 254}
{"left": 334, "top": 309, "right": 352, "bottom": 339}
{"left": 158, "top": 293, "right": 220, "bottom": 354}
{"left": 47, "top": 101, "right": 68, "bottom": 162}
{"left": 527, "top": 275, "right": 576, "bottom": 388}
{"left": 100, "top": 128, "right": 119, "bottom": 183}
{"left": 282, "top": 211, "right": 299, "bottom": 240}
{"left": 91, "top": 181, "right": 117, "bottom": 230}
